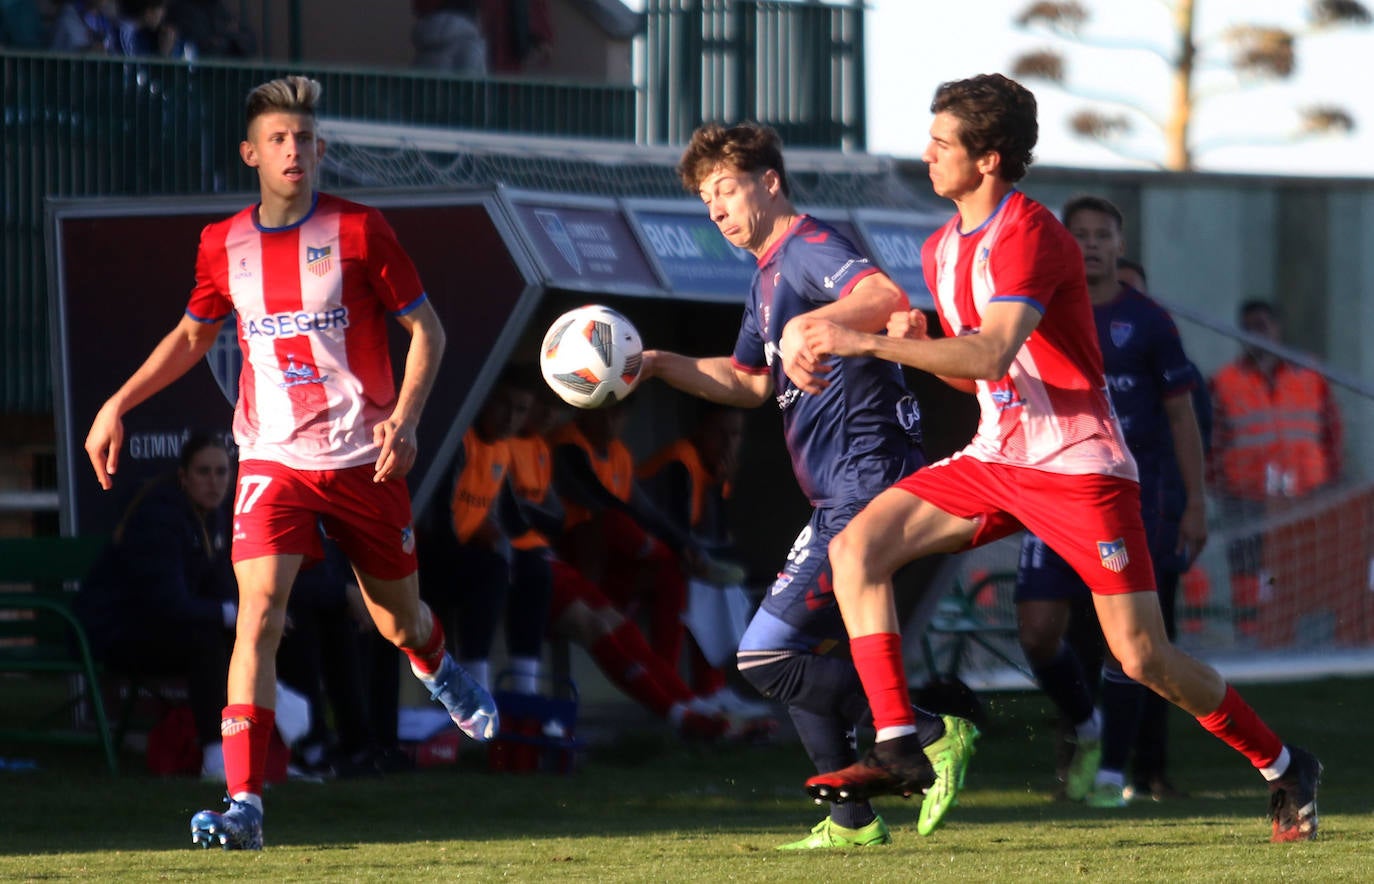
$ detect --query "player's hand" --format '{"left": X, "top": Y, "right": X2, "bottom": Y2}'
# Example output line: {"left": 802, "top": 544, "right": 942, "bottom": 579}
{"left": 1177, "top": 499, "right": 1208, "bottom": 567}
{"left": 887, "top": 309, "right": 929, "bottom": 341}
{"left": 373, "top": 416, "right": 418, "bottom": 482}
{"left": 800, "top": 317, "right": 868, "bottom": 361}
{"left": 779, "top": 315, "right": 835, "bottom": 395}
{"left": 84, "top": 402, "right": 126, "bottom": 490}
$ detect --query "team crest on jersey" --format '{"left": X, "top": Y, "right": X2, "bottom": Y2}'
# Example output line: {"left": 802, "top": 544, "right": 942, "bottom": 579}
{"left": 1110, "top": 321, "right": 1134, "bottom": 348}
{"left": 279, "top": 358, "right": 327, "bottom": 388}
{"left": 306, "top": 244, "right": 333, "bottom": 277}
{"left": 1097, "top": 538, "right": 1130, "bottom": 573}
{"left": 401, "top": 525, "right": 415, "bottom": 555}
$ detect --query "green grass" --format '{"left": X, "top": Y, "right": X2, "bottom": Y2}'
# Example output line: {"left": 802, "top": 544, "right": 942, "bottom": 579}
{"left": 2, "top": 678, "right": 1369, "bottom": 881}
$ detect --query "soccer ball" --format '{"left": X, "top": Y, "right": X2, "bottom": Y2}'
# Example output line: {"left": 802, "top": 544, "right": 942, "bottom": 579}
{"left": 539, "top": 305, "right": 643, "bottom": 408}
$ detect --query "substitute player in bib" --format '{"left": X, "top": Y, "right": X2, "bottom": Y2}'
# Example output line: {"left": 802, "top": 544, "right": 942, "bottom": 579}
{"left": 83, "top": 76, "right": 498, "bottom": 851}
{"left": 641, "top": 121, "right": 977, "bottom": 849}
{"left": 796, "top": 73, "right": 1321, "bottom": 843}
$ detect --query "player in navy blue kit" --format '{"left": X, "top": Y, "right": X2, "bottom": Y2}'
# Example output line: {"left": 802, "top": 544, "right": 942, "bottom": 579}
{"left": 641, "top": 121, "right": 978, "bottom": 848}
{"left": 1013, "top": 195, "right": 1209, "bottom": 807}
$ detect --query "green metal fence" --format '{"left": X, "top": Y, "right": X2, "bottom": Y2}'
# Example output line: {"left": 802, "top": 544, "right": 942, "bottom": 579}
{"left": 1, "top": 50, "right": 636, "bottom": 413}
{"left": 642, "top": 0, "right": 866, "bottom": 150}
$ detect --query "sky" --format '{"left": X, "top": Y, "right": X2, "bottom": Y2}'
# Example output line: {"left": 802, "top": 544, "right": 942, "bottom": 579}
{"left": 865, "top": 0, "right": 1374, "bottom": 176}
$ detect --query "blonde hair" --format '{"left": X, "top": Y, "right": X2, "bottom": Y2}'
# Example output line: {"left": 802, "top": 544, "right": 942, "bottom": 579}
{"left": 244, "top": 76, "right": 322, "bottom": 131}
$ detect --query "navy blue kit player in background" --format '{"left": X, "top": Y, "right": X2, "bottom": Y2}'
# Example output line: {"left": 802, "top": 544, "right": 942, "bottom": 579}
{"left": 641, "top": 120, "right": 978, "bottom": 849}
{"left": 1014, "top": 195, "right": 1209, "bottom": 808}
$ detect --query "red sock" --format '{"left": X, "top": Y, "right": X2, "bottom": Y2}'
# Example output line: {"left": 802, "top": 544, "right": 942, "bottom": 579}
{"left": 589, "top": 622, "right": 691, "bottom": 717}
{"left": 403, "top": 617, "right": 447, "bottom": 677}
{"left": 222, "top": 704, "right": 276, "bottom": 798}
{"left": 851, "top": 633, "right": 916, "bottom": 731}
{"left": 1195, "top": 684, "right": 1284, "bottom": 770}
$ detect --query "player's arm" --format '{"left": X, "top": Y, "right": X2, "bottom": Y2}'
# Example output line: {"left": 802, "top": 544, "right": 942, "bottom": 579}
{"left": 801, "top": 298, "right": 1041, "bottom": 381}
{"left": 375, "top": 298, "right": 446, "bottom": 483}
{"left": 641, "top": 351, "right": 772, "bottom": 407}
{"left": 85, "top": 313, "right": 224, "bottom": 490}
{"left": 887, "top": 308, "right": 976, "bottom": 394}
{"left": 780, "top": 272, "right": 908, "bottom": 395}
{"left": 1163, "top": 391, "right": 1208, "bottom": 564}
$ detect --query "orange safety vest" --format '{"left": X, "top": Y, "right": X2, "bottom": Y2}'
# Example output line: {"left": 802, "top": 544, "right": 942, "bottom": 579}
{"left": 506, "top": 433, "right": 552, "bottom": 551}
{"left": 548, "top": 421, "right": 633, "bottom": 530}
{"left": 1210, "top": 360, "right": 1341, "bottom": 500}
{"left": 636, "top": 438, "right": 731, "bottom": 530}
{"left": 450, "top": 428, "right": 509, "bottom": 544}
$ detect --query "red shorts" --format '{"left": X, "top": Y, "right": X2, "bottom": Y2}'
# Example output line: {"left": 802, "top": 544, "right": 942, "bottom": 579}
{"left": 895, "top": 455, "right": 1155, "bottom": 595}
{"left": 231, "top": 459, "right": 417, "bottom": 580}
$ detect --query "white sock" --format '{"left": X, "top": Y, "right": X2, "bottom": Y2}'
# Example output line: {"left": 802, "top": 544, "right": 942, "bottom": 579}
{"left": 460, "top": 658, "right": 490, "bottom": 692}
{"left": 230, "top": 792, "right": 263, "bottom": 815}
{"left": 1095, "top": 768, "right": 1125, "bottom": 789}
{"left": 667, "top": 702, "right": 688, "bottom": 726}
{"left": 508, "top": 656, "right": 541, "bottom": 694}
{"left": 875, "top": 724, "right": 918, "bottom": 742}
{"left": 1261, "top": 746, "right": 1292, "bottom": 782}
{"left": 1075, "top": 709, "right": 1102, "bottom": 743}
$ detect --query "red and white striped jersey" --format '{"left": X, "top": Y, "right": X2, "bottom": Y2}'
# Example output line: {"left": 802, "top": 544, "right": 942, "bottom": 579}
{"left": 922, "top": 190, "right": 1136, "bottom": 480}
{"left": 186, "top": 193, "right": 426, "bottom": 470}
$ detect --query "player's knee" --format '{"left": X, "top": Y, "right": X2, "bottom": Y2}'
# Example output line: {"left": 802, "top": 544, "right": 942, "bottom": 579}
{"left": 1114, "top": 644, "right": 1164, "bottom": 688}
{"left": 827, "top": 528, "right": 869, "bottom": 582}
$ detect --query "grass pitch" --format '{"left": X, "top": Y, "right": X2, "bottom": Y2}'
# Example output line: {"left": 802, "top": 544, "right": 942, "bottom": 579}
{"left": 1, "top": 678, "right": 1367, "bottom": 881}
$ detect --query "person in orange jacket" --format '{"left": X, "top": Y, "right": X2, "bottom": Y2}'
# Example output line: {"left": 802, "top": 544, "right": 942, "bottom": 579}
{"left": 1209, "top": 300, "right": 1343, "bottom": 636}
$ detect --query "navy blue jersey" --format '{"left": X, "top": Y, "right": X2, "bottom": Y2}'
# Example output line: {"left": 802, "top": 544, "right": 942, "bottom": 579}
{"left": 1096, "top": 284, "right": 1195, "bottom": 522}
{"left": 731, "top": 216, "right": 922, "bottom": 507}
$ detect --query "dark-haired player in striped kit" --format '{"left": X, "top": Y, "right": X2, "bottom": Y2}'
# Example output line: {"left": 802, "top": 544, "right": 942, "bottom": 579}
{"left": 797, "top": 73, "right": 1321, "bottom": 844}
{"left": 84, "top": 75, "right": 497, "bottom": 851}
{"left": 642, "top": 120, "right": 978, "bottom": 849}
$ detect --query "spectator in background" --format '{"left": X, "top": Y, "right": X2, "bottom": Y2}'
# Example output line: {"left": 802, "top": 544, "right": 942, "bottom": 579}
{"left": 166, "top": 0, "right": 255, "bottom": 58}
{"left": 113, "top": 0, "right": 174, "bottom": 56}
{"left": 502, "top": 387, "right": 763, "bottom": 742}
{"left": 50, "top": 0, "right": 117, "bottom": 52}
{"left": 479, "top": 0, "right": 552, "bottom": 74}
{"left": 1209, "top": 300, "right": 1343, "bottom": 636}
{"left": 428, "top": 372, "right": 551, "bottom": 695}
{"left": 636, "top": 403, "right": 772, "bottom": 719}
{"left": 75, "top": 432, "right": 237, "bottom": 780}
{"left": 549, "top": 404, "right": 697, "bottom": 685}
{"left": 0, "top": 0, "right": 45, "bottom": 47}
{"left": 412, "top": 0, "right": 485, "bottom": 74}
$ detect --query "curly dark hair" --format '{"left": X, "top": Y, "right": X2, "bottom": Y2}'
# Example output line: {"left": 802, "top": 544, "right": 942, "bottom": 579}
{"left": 930, "top": 74, "right": 1038, "bottom": 182}
{"left": 677, "top": 121, "right": 791, "bottom": 198}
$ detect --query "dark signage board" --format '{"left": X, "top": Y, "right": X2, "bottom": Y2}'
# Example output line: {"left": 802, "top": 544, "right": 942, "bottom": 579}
{"left": 852, "top": 209, "right": 949, "bottom": 310}
{"left": 505, "top": 192, "right": 663, "bottom": 295}
{"left": 626, "top": 201, "right": 755, "bottom": 302}
{"left": 50, "top": 190, "right": 535, "bottom": 535}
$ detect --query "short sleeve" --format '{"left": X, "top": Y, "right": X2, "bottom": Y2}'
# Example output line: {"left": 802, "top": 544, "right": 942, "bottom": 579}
{"left": 185, "top": 222, "right": 234, "bottom": 323}
{"left": 730, "top": 293, "right": 768, "bottom": 374}
{"left": 988, "top": 214, "right": 1079, "bottom": 312}
{"left": 364, "top": 207, "right": 427, "bottom": 315}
